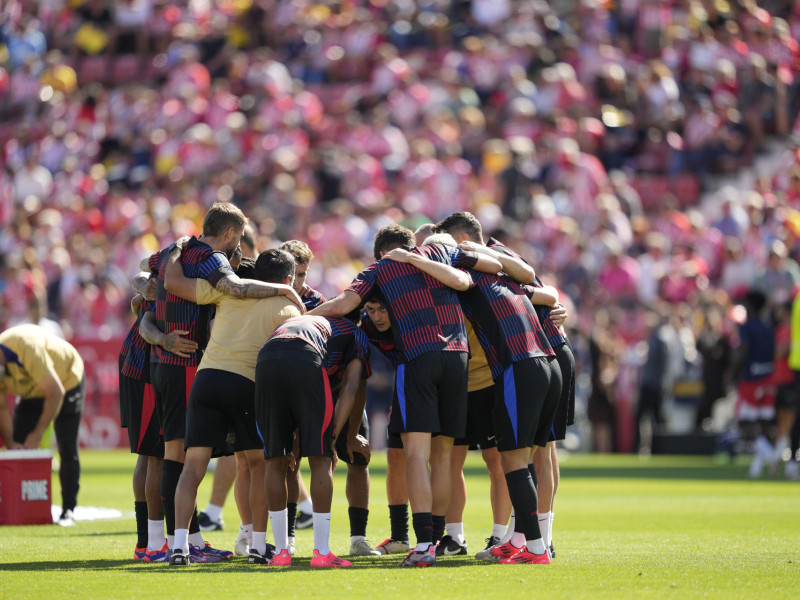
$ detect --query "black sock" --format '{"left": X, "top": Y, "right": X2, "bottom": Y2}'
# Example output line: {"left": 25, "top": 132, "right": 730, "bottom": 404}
{"left": 411, "top": 512, "right": 433, "bottom": 546}
{"left": 161, "top": 459, "right": 183, "bottom": 537}
{"left": 505, "top": 468, "right": 541, "bottom": 545}
{"left": 528, "top": 463, "right": 538, "bottom": 489}
{"left": 348, "top": 507, "right": 369, "bottom": 538}
{"left": 287, "top": 503, "right": 298, "bottom": 538}
{"left": 189, "top": 506, "right": 200, "bottom": 535}
{"left": 389, "top": 504, "right": 408, "bottom": 541}
{"left": 432, "top": 515, "right": 446, "bottom": 544}
{"left": 134, "top": 501, "right": 148, "bottom": 549}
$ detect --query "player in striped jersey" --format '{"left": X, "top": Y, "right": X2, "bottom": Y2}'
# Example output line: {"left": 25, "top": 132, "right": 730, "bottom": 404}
{"left": 433, "top": 213, "right": 562, "bottom": 565}
{"left": 257, "top": 315, "right": 371, "bottom": 567}
{"left": 313, "top": 225, "right": 503, "bottom": 567}
{"left": 278, "top": 240, "right": 327, "bottom": 543}
{"left": 138, "top": 203, "right": 304, "bottom": 562}
{"left": 521, "top": 276, "right": 573, "bottom": 560}
{"left": 120, "top": 272, "right": 169, "bottom": 561}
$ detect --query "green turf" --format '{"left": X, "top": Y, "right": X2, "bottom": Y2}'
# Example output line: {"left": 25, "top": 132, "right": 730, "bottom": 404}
{"left": 0, "top": 451, "right": 798, "bottom": 599}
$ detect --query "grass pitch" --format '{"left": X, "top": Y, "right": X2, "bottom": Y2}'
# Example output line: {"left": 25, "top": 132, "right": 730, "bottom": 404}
{"left": 0, "top": 451, "right": 797, "bottom": 599}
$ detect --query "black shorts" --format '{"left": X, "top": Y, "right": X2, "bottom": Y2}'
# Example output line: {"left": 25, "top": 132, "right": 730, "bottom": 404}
{"left": 389, "top": 352, "right": 468, "bottom": 438}
{"left": 775, "top": 372, "right": 800, "bottom": 409}
{"left": 13, "top": 378, "right": 85, "bottom": 441}
{"left": 549, "top": 343, "right": 576, "bottom": 442}
{"left": 184, "top": 368, "right": 261, "bottom": 453}
{"left": 493, "top": 356, "right": 562, "bottom": 452}
{"left": 335, "top": 411, "right": 370, "bottom": 466}
{"left": 255, "top": 345, "right": 334, "bottom": 459}
{"left": 387, "top": 431, "right": 404, "bottom": 449}
{"left": 151, "top": 362, "right": 197, "bottom": 443}
{"left": 120, "top": 370, "right": 163, "bottom": 457}
{"left": 455, "top": 385, "right": 496, "bottom": 449}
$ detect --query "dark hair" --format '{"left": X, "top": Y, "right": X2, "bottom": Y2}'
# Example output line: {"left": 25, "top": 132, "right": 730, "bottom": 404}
{"left": 343, "top": 308, "right": 362, "bottom": 324}
{"left": 745, "top": 290, "right": 767, "bottom": 313}
{"left": 203, "top": 202, "right": 248, "bottom": 237}
{"left": 241, "top": 224, "right": 256, "bottom": 252}
{"left": 254, "top": 249, "right": 295, "bottom": 283}
{"left": 433, "top": 212, "right": 483, "bottom": 243}
{"left": 373, "top": 224, "right": 414, "bottom": 260}
{"left": 235, "top": 257, "right": 257, "bottom": 280}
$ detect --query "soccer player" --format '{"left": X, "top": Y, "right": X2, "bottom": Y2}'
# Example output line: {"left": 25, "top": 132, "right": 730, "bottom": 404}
{"left": 139, "top": 203, "right": 303, "bottom": 561}
{"left": 161, "top": 249, "right": 302, "bottom": 566}
{"left": 0, "top": 324, "right": 85, "bottom": 525}
{"left": 433, "top": 213, "right": 561, "bottom": 565}
{"left": 312, "top": 224, "right": 502, "bottom": 567}
{"left": 257, "top": 314, "right": 372, "bottom": 567}
{"left": 733, "top": 291, "right": 777, "bottom": 478}
{"left": 195, "top": 247, "right": 245, "bottom": 545}
{"left": 120, "top": 272, "right": 168, "bottom": 561}
{"left": 277, "top": 240, "right": 328, "bottom": 542}
{"left": 359, "top": 295, "right": 411, "bottom": 556}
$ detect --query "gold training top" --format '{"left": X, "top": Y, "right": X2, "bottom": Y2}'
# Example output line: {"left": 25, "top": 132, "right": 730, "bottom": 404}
{"left": 466, "top": 321, "right": 494, "bottom": 393}
{"left": 195, "top": 279, "right": 302, "bottom": 381}
{"left": 0, "top": 324, "right": 84, "bottom": 399}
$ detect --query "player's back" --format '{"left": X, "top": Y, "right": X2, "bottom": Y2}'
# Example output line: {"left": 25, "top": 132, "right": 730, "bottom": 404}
{"left": 197, "top": 280, "right": 301, "bottom": 381}
{"left": 353, "top": 243, "right": 473, "bottom": 361}
{"left": 740, "top": 316, "right": 775, "bottom": 380}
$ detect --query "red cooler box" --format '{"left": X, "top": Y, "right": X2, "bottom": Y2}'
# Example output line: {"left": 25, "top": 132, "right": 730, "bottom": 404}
{"left": 0, "top": 450, "right": 53, "bottom": 526}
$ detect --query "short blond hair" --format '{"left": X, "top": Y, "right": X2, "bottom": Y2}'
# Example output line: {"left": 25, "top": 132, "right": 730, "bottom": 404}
{"left": 422, "top": 233, "right": 458, "bottom": 247}
{"left": 278, "top": 240, "right": 314, "bottom": 265}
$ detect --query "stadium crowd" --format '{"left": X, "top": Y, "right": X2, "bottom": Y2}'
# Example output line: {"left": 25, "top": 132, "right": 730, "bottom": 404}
{"left": 3, "top": 0, "right": 800, "bottom": 466}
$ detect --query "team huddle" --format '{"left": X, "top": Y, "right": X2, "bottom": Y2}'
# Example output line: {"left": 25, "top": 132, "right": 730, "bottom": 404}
{"left": 118, "top": 202, "right": 575, "bottom": 568}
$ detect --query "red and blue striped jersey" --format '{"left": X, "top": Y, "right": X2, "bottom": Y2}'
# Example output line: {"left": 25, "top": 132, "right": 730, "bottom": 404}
{"left": 359, "top": 314, "right": 401, "bottom": 369}
{"left": 119, "top": 299, "right": 151, "bottom": 381}
{"left": 486, "top": 237, "right": 566, "bottom": 348}
{"left": 148, "top": 237, "right": 233, "bottom": 366}
{"left": 346, "top": 244, "right": 479, "bottom": 363}
{"left": 301, "top": 286, "right": 326, "bottom": 310}
{"left": 267, "top": 315, "right": 372, "bottom": 395}
{"left": 459, "top": 269, "right": 554, "bottom": 381}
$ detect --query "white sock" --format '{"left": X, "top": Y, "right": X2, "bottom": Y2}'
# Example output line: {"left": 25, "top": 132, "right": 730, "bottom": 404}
{"left": 445, "top": 522, "right": 465, "bottom": 544}
{"left": 252, "top": 531, "right": 267, "bottom": 555}
{"left": 174, "top": 528, "right": 190, "bottom": 554}
{"left": 510, "top": 531, "right": 526, "bottom": 548}
{"left": 204, "top": 503, "right": 223, "bottom": 523}
{"left": 538, "top": 512, "right": 552, "bottom": 548}
{"left": 147, "top": 520, "right": 165, "bottom": 552}
{"left": 500, "top": 510, "right": 515, "bottom": 544}
{"left": 415, "top": 542, "right": 432, "bottom": 552}
{"left": 549, "top": 513, "right": 555, "bottom": 543}
{"left": 188, "top": 532, "right": 204, "bottom": 547}
{"left": 269, "top": 509, "right": 288, "bottom": 552}
{"left": 167, "top": 534, "right": 174, "bottom": 550}
{"left": 236, "top": 522, "right": 252, "bottom": 544}
{"left": 298, "top": 498, "right": 313, "bottom": 514}
{"left": 491, "top": 523, "right": 507, "bottom": 539}
{"left": 526, "top": 537, "right": 547, "bottom": 555}
{"left": 350, "top": 535, "right": 366, "bottom": 544}
{"left": 313, "top": 512, "right": 331, "bottom": 555}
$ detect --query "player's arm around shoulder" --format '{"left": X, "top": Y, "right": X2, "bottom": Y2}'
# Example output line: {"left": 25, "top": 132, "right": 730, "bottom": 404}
{"left": 310, "top": 290, "right": 363, "bottom": 317}
{"left": 383, "top": 248, "right": 472, "bottom": 291}
{"left": 213, "top": 272, "right": 305, "bottom": 313}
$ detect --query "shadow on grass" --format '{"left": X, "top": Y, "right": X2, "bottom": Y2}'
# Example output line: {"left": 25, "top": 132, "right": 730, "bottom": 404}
{"left": 0, "top": 557, "right": 478, "bottom": 573}
{"left": 364, "top": 464, "right": 756, "bottom": 482}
